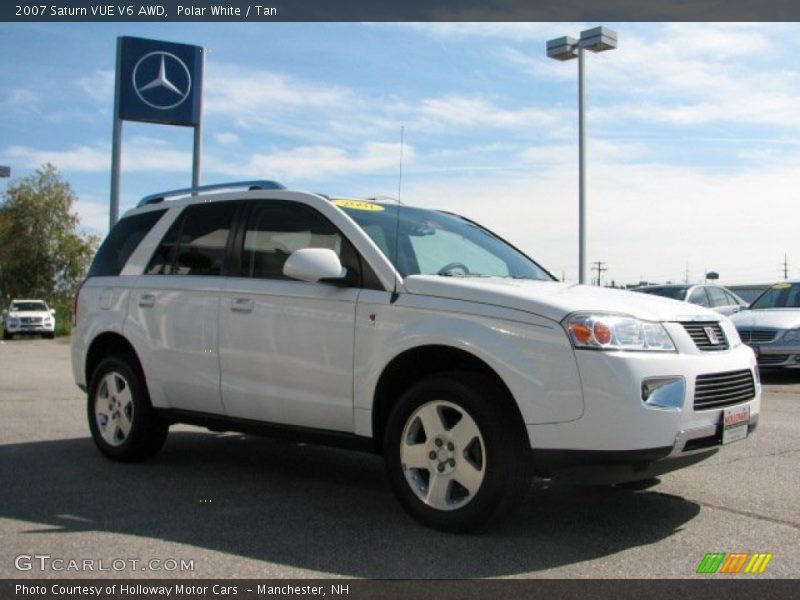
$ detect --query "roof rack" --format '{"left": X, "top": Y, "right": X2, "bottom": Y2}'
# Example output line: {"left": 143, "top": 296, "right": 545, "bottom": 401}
{"left": 136, "top": 180, "right": 286, "bottom": 208}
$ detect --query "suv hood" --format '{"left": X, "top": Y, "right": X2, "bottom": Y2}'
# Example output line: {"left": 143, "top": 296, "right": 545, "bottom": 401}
{"left": 730, "top": 309, "right": 800, "bottom": 330}
{"left": 403, "top": 276, "right": 718, "bottom": 323}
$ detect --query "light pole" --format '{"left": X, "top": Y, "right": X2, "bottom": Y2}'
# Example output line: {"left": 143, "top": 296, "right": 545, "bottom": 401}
{"left": 547, "top": 26, "right": 617, "bottom": 285}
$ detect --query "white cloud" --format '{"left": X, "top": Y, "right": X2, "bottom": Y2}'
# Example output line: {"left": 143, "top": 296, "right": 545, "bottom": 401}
{"left": 210, "top": 142, "right": 413, "bottom": 180}
{"left": 214, "top": 132, "right": 240, "bottom": 145}
{"left": 204, "top": 63, "right": 357, "bottom": 127}
{"left": 76, "top": 69, "right": 114, "bottom": 102}
{"left": 3, "top": 143, "right": 191, "bottom": 173}
{"left": 414, "top": 95, "right": 561, "bottom": 130}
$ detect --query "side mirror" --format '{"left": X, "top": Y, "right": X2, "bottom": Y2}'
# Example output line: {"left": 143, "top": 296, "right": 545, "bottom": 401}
{"left": 283, "top": 248, "right": 346, "bottom": 284}
{"left": 50, "top": 309, "right": 56, "bottom": 315}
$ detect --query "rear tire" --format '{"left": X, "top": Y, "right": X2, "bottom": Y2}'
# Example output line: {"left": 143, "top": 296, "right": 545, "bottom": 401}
{"left": 383, "top": 372, "right": 531, "bottom": 532}
{"left": 87, "top": 354, "right": 168, "bottom": 462}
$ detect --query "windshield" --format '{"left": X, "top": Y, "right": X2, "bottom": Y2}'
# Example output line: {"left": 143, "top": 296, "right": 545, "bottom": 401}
{"left": 337, "top": 202, "right": 553, "bottom": 280}
{"left": 11, "top": 301, "right": 48, "bottom": 312}
{"left": 750, "top": 282, "right": 800, "bottom": 309}
{"left": 637, "top": 286, "right": 688, "bottom": 300}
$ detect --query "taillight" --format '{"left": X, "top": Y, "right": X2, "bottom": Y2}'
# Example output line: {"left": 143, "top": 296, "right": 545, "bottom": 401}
{"left": 72, "top": 278, "right": 87, "bottom": 327}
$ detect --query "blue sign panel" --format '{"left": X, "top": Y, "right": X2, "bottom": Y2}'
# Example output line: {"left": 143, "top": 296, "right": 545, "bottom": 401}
{"left": 117, "top": 36, "right": 203, "bottom": 126}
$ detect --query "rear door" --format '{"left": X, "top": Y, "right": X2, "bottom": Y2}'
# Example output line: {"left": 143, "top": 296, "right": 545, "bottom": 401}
{"left": 218, "top": 200, "right": 360, "bottom": 432}
{"left": 128, "top": 201, "right": 240, "bottom": 414}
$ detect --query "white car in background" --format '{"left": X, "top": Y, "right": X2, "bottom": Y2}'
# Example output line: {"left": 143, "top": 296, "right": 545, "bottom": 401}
{"left": 72, "top": 181, "right": 761, "bottom": 531}
{"left": 634, "top": 284, "right": 747, "bottom": 317}
{"left": 2, "top": 299, "right": 56, "bottom": 340}
{"left": 731, "top": 281, "right": 800, "bottom": 369}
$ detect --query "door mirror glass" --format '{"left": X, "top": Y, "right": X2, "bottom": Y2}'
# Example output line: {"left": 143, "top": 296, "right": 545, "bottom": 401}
{"left": 283, "top": 248, "right": 346, "bottom": 283}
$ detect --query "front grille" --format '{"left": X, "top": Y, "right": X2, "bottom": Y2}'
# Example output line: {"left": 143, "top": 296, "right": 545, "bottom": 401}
{"left": 758, "top": 354, "right": 789, "bottom": 365}
{"left": 694, "top": 369, "right": 755, "bottom": 410}
{"left": 20, "top": 317, "right": 42, "bottom": 325}
{"left": 738, "top": 328, "right": 778, "bottom": 344}
{"left": 680, "top": 322, "right": 729, "bottom": 351}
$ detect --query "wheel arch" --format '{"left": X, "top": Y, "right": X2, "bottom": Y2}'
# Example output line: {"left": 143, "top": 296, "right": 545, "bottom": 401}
{"left": 371, "top": 344, "right": 525, "bottom": 453}
{"left": 85, "top": 331, "right": 144, "bottom": 386}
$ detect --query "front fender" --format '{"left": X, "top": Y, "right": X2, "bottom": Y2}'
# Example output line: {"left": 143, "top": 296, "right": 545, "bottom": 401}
{"left": 353, "top": 291, "right": 584, "bottom": 438}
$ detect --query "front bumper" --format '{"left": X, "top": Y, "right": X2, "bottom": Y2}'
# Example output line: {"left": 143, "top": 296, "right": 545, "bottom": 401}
{"left": 531, "top": 414, "right": 759, "bottom": 484}
{"left": 527, "top": 323, "right": 760, "bottom": 482}
{"left": 745, "top": 342, "right": 800, "bottom": 368}
{"left": 5, "top": 322, "right": 55, "bottom": 333}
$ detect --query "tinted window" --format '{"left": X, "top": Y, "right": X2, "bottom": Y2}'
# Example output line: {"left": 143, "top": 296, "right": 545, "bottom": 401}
{"left": 147, "top": 202, "right": 238, "bottom": 276}
{"left": 688, "top": 287, "right": 710, "bottom": 307}
{"left": 88, "top": 210, "right": 166, "bottom": 277}
{"left": 240, "top": 201, "right": 360, "bottom": 284}
{"left": 707, "top": 286, "right": 730, "bottom": 307}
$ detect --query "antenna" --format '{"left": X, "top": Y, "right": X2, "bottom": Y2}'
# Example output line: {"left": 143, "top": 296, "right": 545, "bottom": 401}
{"left": 391, "top": 125, "right": 404, "bottom": 302}
{"left": 397, "top": 125, "right": 405, "bottom": 204}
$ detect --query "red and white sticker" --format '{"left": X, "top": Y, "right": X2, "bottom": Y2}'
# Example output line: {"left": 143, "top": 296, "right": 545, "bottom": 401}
{"left": 722, "top": 405, "right": 750, "bottom": 445}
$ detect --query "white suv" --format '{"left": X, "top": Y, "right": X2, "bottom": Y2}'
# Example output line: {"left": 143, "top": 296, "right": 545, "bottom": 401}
{"left": 72, "top": 181, "right": 760, "bottom": 531}
{"left": 3, "top": 299, "right": 56, "bottom": 339}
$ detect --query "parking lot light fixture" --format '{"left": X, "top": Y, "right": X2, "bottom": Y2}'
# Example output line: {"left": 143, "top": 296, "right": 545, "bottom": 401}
{"left": 546, "top": 26, "right": 618, "bottom": 285}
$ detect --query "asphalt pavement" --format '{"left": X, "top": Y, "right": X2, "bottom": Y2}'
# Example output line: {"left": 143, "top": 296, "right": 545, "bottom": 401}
{"left": 1, "top": 338, "right": 798, "bottom": 579}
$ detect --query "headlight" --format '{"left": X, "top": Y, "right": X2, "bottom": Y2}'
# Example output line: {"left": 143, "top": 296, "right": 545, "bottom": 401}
{"left": 782, "top": 329, "right": 800, "bottom": 343}
{"left": 564, "top": 313, "right": 676, "bottom": 352}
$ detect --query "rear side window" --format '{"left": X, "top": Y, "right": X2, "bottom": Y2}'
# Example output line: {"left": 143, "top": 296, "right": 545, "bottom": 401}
{"left": 688, "top": 287, "right": 710, "bottom": 307}
{"left": 88, "top": 210, "right": 166, "bottom": 277}
{"left": 147, "top": 202, "right": 239, "bottom": 276}
{"left": 707, "top": 286, "right": 730, "bottom": 308}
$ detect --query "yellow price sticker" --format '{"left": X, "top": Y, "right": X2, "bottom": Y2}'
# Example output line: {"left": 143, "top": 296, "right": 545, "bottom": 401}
{"left": 333, "top": 199, "right": 385, "bottom": 211}
{"left": 772, "top": 283, "right": 792, "bottom": 289}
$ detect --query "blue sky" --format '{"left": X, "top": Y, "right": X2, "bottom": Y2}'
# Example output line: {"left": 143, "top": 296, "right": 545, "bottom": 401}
{"left": 1, "top": 22, "right": 798, "bottom": 285}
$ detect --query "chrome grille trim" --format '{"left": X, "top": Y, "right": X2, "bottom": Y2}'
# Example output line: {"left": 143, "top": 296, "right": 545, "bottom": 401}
{"left": 737, "top": 328, "right": 778, "bottom": 344}
{"left": 694, "top": 369, "right": 755, "bottom": 410}
{"left": 680, "top": 321, "right": 729, "bottom": 351}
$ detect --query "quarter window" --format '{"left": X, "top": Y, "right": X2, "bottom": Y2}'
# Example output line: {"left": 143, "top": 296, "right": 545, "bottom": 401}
{"left": 89, "top": 209, "right": 166, "bottom": 277}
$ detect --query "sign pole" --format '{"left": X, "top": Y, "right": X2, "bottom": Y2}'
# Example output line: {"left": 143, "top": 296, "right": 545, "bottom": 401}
{"left": 109, "top": 37, "right": 123, "bottom": 231}
{"left": 191, "top": 48, "right": 205, "bottom": 193}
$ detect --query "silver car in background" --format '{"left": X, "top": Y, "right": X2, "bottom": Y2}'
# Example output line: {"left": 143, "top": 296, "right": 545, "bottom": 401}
{"left": 634, "top": 284, "right": 747, "bottom": 317}
{"left": 731, "top": 281, "right": 800, "bottom": 369}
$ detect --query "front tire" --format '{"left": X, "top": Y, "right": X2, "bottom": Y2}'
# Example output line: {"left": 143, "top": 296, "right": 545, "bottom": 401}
{"left": 383, "top": 373, "right": 531, "bottom": 532}
{"left": 2, "top": 330, "right": 10, "bottom": 341}
{"left": 87, "top": 355, "right": 168, "bottom": 462}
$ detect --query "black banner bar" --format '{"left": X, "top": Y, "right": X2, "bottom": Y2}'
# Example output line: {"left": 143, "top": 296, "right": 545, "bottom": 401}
{"left": 3, "top": 0, "right": 800, "bottom": 22}
{"left": 3, "top": 580, "right": 800, "bottom": 600}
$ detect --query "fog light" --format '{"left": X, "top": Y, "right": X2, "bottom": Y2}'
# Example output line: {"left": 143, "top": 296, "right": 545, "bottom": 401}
{"left": 642, "top": 377, "right": 685, "bottom": 411}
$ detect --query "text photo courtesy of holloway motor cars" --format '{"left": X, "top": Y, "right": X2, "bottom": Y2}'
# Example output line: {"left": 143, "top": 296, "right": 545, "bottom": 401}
{"left": 1, "top": 8, "right": 799, "bottom": 593}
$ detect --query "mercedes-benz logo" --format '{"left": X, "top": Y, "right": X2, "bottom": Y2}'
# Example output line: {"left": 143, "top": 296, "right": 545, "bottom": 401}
{"left": 132, "top": 51, "right": 192, "bottom": 110}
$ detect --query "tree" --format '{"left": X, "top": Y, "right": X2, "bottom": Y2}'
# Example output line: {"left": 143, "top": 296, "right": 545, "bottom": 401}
{"left": 0, "top": 164, "right": 99, "bottom": 305}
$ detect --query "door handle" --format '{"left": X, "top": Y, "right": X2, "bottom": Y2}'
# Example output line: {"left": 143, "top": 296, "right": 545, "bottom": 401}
{"left": 231, "top": 297, "right": 254, "bottom": 313}
{"left": 138, "top": 293, "right": 156, "bottom": 308}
